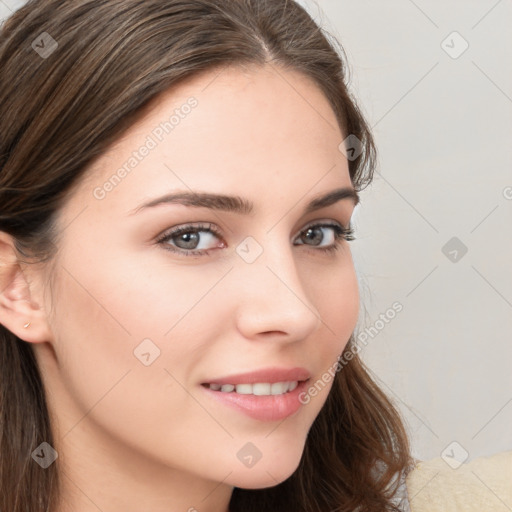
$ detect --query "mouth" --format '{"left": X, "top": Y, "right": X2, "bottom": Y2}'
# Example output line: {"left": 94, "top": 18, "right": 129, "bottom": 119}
{"left": 201, "top": 380, "right": 304, "bottom": 396}
{"left": 199, "top": 368, "right": 311, "bottom": 422}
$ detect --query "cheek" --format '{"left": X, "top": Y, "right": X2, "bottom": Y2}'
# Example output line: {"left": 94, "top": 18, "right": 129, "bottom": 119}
{"left": 48, "top": 244, "right": 230, "bottom": 406}
{"left": 312, "top": 252, "right": 360, "bottom": 348}
{"left": 300, "top": 252, "right": 359, "bottom": 408}
{"left": 47, "top": 255, "right": 223, "bottom": 461}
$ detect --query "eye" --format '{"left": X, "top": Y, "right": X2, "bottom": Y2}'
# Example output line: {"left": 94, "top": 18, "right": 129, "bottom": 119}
{"left": 294, "top": 222, "right": 355, "bottom": 254}
{"left": 156, "top": 221, "right": 355, "bottom": 257}
{"left": 156, "top": 222, "right": 223, "bottom": 256}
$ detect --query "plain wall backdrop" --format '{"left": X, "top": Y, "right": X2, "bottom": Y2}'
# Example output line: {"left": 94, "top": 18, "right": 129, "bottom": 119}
{"left": 1, "top": 0, "right": 511, "bottom": 464}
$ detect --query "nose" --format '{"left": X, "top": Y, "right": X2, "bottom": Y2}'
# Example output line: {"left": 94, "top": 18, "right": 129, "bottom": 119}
{"left": 232, "top": 237, "right": 322, "bottom": 343}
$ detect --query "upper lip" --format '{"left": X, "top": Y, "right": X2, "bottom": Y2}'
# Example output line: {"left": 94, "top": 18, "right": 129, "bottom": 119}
{"left": 203, "top": 367, "right": 311, "bottom": 385}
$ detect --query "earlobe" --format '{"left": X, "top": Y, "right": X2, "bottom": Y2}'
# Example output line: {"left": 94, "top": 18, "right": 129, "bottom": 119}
{"left": 0, "top": 232, "right": 52, "bottom": 343}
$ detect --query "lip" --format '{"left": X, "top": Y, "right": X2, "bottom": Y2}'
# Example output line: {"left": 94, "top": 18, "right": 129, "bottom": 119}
{"left": 200, "top": 366, "right": 311, "bottom": 422}
{"left": 201, "top": 367, "right": 311, "bottom": 386}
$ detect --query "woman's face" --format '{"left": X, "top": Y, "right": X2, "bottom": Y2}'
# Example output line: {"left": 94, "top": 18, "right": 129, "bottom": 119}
{"left": 34, "top": 63, "right": 360, "bottom": 504}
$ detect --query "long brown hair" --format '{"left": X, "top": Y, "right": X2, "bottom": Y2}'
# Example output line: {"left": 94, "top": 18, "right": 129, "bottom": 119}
{"left": 0, "top": 1, "right": 413, "bottom": 510}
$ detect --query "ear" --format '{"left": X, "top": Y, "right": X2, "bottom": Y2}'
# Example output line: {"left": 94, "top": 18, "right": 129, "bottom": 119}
{"left": 0, "top": 231, "right": 53, "bottom": 343}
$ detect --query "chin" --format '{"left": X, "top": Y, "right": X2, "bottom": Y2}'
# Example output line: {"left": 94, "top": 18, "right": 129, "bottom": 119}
{"left": 229, "top": 456, "right": 302, "bottom": 490}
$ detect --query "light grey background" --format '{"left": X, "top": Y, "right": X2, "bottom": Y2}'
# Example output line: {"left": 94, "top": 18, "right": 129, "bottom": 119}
{"left": 2, "top": 0, "right": 511, "bottom": 464}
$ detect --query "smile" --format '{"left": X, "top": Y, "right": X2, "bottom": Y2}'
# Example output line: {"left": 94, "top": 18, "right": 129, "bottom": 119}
{"left": 203, "top": 381, "right": 300, "bottom": 395}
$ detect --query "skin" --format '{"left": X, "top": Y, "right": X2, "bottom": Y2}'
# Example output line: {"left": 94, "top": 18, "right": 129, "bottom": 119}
{"left": 0, "top": 63, "right": 360, "bottom": 512}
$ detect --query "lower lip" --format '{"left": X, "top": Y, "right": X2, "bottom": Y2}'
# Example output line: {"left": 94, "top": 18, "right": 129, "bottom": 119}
{"left": 200, "top": 380, "right": 309, "bottom": 422}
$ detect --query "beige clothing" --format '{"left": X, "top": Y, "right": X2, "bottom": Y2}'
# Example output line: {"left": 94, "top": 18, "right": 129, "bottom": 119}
{"left": 405, "top": 450, "right": 512, "bottom": 511}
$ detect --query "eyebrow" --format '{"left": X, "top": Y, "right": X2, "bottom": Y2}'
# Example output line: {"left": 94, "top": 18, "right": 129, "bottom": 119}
{"left": 130, "top": 186, "right": 359, "bottom": 216}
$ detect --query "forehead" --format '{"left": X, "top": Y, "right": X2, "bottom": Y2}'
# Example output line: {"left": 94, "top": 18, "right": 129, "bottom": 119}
{"left": 65, "top": 63, "right": 350, "bottom": 221}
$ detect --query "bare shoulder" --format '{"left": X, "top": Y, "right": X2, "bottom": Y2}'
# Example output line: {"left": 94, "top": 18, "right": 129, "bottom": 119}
{"left": 405, "top": 450, "right": 512, "bottom": 512}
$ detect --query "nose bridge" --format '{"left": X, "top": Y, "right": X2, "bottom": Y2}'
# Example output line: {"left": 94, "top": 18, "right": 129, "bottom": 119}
{"left": 233, "top": 232, "right": 321, "bottom": 339}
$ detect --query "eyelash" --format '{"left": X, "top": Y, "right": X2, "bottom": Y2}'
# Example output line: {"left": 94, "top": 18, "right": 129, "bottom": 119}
{"left": 155, "top": 221, "right": 355, "bottom": 257}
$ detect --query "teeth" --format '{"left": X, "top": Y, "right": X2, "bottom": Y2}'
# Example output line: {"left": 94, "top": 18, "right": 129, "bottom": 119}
{"left": 235, "top": 383, "right": 253, "bottom": 394}
{"left": 207, "top": 381, "right": 299, "bottom": 396}
{"left": 254, "top": 383, "right": 271, "bottom": 395}
{"left": 270, "top": 382, "right": 288, "bottom": 394}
